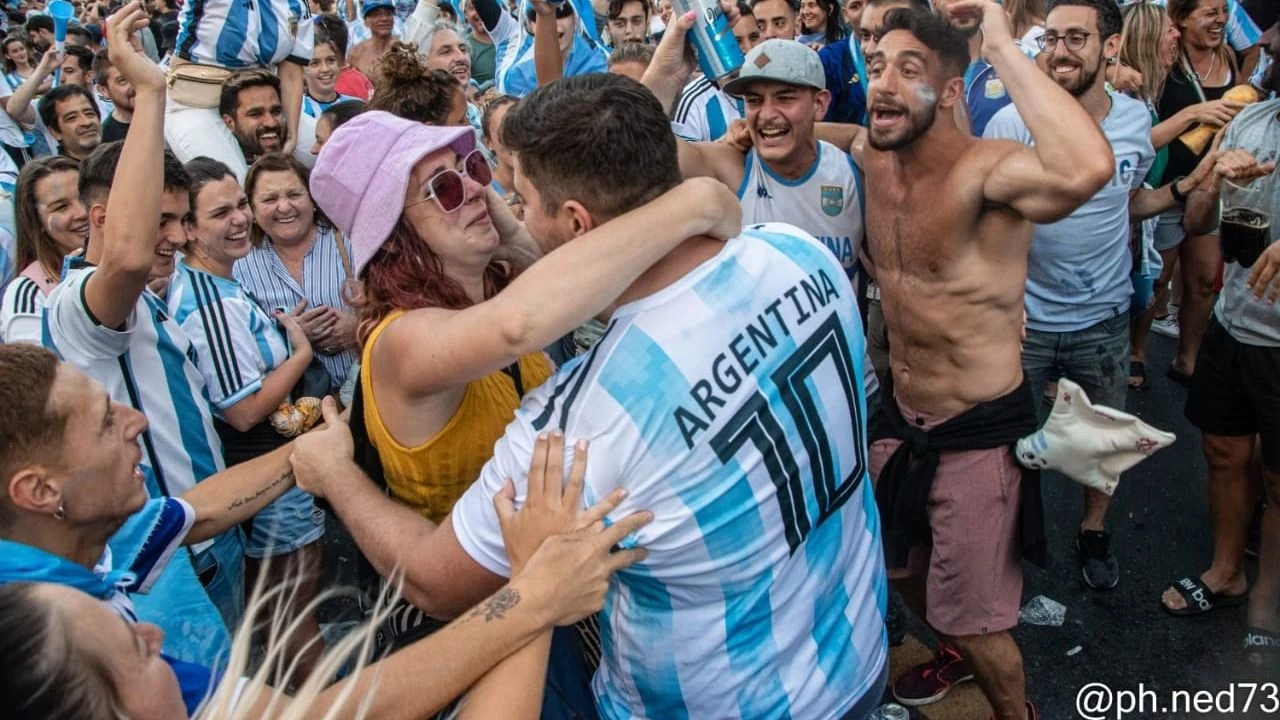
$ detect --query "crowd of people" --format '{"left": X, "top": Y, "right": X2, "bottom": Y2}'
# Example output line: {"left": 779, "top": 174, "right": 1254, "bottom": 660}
{"left": 0, "top": 0, "right": 1276, "bottom": 716}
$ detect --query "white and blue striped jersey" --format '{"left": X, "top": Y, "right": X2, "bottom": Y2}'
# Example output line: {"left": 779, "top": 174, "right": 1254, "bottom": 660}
{"left": 168, "top": 265, "right": 293, "bottom": 412}
{"left": 100, "top": 497, "right": 196, "bottom": 623}
{"left": 42, "top": 266, "right": 227, "bottom": 499}
{"left": 175, "top": 0, "right": 315, "bottom": 69}
{"left": 738, "top": 141, "right": 865, "bottom": 286}
{"left": 1, "top": 271, "right": 46, "bottom": 344}
{"left": 454, "top": 223, "right": 888, "bottom": 720}
{"left": 672, "top": 75, "right": 742, "bottom": 143}
{"left": 302, "top": 92, "right": 359, "bottom": 118}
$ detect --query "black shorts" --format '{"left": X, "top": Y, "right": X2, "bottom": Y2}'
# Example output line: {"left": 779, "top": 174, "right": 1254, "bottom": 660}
{"left": 1185, "top": 316, "right": 1280, "bottom": 472}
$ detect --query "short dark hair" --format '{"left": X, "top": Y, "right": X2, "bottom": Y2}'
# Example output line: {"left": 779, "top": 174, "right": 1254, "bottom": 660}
{"left": 183, "top": 157, "right": 238, "bottom": 217}
{"left": 735, "top": 0, "right": 753, "bottom": 17}
{"left": 607, "top": 0, "right": 649, "bottom": 20}
{"left": 502, "top": 73, "right": 681, "bottom": 221}
{"left": 866, "top": 0, "right": 929, "bottom": 9}
{"left": 63, "top": 44, "right": 95, "bottom": 76}
{"left": 315, "top": 13, "right": 350, "bottom": 59}
{"left": 38, "top": 84, "right": 100, "bottom": 133}
{"left": 1046, "top": 0, "right": 1122, "bottom": 40}
{"left": 79, "top": 140, "right": 190, "bottom": 208}
{"left": 25, "top": 14, "right": 53, "bottom": 34}
{"left": 480, "top": 94, "right": 517, "bottom": 144}
{"left": 750, "top": 0, "right": 798, "bottom": 13}
{"left": 219, "top": 68, "right": 282, "bottom": 119}
{"left": 65, "top": 25, "right": 93, "bottom": 43}
{"left": 320, "top": 98, "right": 366, "bottom": 131}
{"left": 874, "top": 6, "right": 969, "bottom": 78}
{"left": 91, "top": 47, "right": 113, "bottom": 85}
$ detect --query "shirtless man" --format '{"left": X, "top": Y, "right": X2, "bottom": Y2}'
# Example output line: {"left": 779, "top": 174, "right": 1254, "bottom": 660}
{"left": 850, "top": 3, "right": 1113, "bottom": 718}
{"left": 348, "top": 0, "right": 398, "bottom": 82}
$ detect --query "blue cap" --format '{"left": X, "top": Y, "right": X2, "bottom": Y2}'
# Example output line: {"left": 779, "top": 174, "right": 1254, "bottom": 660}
{"left": 361, "top": 0, "right": 395, "bottom": 16}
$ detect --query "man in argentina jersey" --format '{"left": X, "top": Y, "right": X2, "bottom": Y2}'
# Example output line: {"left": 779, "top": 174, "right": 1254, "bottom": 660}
{"left": 452, "top": 73, "right": 888, "bottom": 720}
{"left": 40, "top": 28, "right": 299, "bottom": 664}
{"left": 672, "top": 73, "right": 744, "bottom": 143}
{"left": 643, "top": 34, "right": 865, "bottom": 286}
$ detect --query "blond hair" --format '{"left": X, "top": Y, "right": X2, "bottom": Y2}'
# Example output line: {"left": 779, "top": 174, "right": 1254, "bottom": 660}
{"left": 1120, "top": 1, "right": 1172, "bottom": 104}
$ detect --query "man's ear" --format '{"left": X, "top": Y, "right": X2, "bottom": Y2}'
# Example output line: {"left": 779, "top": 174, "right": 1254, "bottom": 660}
{"left": 88, "top": 202, "right": 107, "bottom": 232}
{"left": 222, "top": 112, "right": 236, "bottom": 132}
{"left": 7, "top": 466, "right": 63, "bottom": 516}
{"left": 938, "top": 75, "right": 964, "bottom": 109}
{"left": 562, "top": 199, "right": 597, "bottom": 238}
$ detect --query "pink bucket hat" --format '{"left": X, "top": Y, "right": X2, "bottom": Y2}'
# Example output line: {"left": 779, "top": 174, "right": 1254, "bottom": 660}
{"left": 310, "top": 111, "right": 476, "bottom": 278}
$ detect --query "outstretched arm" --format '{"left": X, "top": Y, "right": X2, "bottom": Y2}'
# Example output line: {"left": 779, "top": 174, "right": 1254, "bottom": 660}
{"left": 532, "top": 0, "right": 563, "bottom": 86}
{"left": 954, "top": 0, "right": 1113, "bottom": 223}
{"left": 82, "top": 1, "right": 170, "bottom": 330}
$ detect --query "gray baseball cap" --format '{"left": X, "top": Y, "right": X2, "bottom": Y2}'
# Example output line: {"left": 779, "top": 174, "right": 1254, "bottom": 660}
{"left": 721, "top": 39, "right": 826, "bottom": 97}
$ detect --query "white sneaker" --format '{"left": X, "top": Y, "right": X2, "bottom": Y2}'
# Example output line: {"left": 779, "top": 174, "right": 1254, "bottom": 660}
{"left": 1151, "top": 314, "right": 1180, "bottom": 338}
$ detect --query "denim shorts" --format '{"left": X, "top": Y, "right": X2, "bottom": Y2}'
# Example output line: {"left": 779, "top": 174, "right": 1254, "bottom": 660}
{"left": 243, "top": 487, "right": 326, "bottom": 559}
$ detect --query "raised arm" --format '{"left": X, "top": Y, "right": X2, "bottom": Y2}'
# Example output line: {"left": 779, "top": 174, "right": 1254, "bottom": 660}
{"left": 380, "top": 177, "right": 741, "bottom": 397}
{"left": 958, "top": 0, "right": 1113, "bottom": 223}
{"left": 641, "top": 11, "right": 751, "bottom": 183}
{"left": 2, "top": 50, "right": 59, "bottom": 125}
{"left": 278, "top": 61, "right": 306, "bottom": 158}
{"left": 82, "top": 1, "right": 169, "bottom": 330}
{"left": 532, "top": 0, "right": 563, "bottom": 86}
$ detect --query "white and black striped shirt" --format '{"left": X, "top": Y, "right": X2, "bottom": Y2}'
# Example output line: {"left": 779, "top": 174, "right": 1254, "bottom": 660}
{"left": 1, "top": 271, "right": 47, "bottom": 344}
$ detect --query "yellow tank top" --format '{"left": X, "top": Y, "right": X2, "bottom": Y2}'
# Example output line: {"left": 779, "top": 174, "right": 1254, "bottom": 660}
{"left": 360, "top": 310, "right": 553, "bottom": 523}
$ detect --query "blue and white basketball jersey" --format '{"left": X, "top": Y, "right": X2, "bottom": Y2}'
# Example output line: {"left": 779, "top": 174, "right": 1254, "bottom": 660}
{"left": 43, "top": 266, "right": 226, "bottom": 499}
{"left": 454, "top": 223, "right": 888, "bottom": 720}
{"left": 672, "top": 75, "right": 742, "bottom": 143}
{"left": 176, "top": 0, "right": 315, "bottom": 68}
{"left": 101, "top": 497, "right": 197, "bottom": 622}
{"left": 738, "top": 140, "right": 865, "bottom": 285}
{"left": 168, "top": 265, "right": 293, "bottom": 413}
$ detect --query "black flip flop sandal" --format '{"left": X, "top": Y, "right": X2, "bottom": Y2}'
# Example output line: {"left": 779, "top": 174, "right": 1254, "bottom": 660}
{"left": 1129, "top": 361, "right": 1150, "bottom": 391}
{"left": 1244, "top": 627, "right": 1280, "bottom": 671}
{"left": 1161, "top": 576, "right": 1248, "bottom": 617}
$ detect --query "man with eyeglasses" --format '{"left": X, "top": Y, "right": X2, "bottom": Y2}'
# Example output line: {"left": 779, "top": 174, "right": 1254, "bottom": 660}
{"left": 984, "top": 0, "right": 1217, "bottom": 596}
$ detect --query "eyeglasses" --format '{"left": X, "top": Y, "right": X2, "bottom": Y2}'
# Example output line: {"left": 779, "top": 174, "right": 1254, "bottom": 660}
{"left": 1036, "top": 31, "right": 1094, "bottom": 52}
{"left": 406, "top": 150, "right": 492, "bottom": 214}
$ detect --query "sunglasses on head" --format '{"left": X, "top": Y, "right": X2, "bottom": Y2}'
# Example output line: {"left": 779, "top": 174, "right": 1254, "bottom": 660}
{"left": 406, "top": 149, "right": 493, "bottom": 214}
{"left": 526, "top": 2, "right": 574, "bottom": 22}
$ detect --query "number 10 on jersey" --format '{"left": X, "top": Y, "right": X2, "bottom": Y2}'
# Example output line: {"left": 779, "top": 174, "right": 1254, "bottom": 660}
{"left": 710, "top": 314, "right": 867, "bottom": 553}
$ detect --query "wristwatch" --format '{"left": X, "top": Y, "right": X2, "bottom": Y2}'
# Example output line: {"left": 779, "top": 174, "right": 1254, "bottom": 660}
{"left": 1170, "top": 175, "right": 1189, "bottom": 205}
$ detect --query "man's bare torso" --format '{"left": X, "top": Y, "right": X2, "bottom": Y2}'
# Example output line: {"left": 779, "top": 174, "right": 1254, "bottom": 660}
{"left": 864, "top": 135, "right": 1033, "bottom": 417}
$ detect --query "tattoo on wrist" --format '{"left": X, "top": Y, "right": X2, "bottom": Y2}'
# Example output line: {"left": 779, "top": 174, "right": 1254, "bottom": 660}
{"left": 468, "top": 588, "right": 520, "bottom": 622}
{"left": 227, "top": 469, "right": 293, "bottom": 510}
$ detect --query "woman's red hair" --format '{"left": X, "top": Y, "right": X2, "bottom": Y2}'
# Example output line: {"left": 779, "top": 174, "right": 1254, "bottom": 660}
{"left": 352, "top": 218, "right": 510, "bottom": 347}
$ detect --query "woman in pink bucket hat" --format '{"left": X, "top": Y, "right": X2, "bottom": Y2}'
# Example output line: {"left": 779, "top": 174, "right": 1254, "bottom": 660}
{"left": 308, "top": 109, "right": 738, "bottom": 612}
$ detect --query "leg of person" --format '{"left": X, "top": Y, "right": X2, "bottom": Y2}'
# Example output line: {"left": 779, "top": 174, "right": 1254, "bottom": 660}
{"left": 1134, "top": 244, "right": 1180, "bottom": 367}
{"left": 921, "top": 445, "right": 1027, "bottom": 717}
{"left": 1172, "top": 232, "right": 1221, "bottom": 379}
{"left": 1163, "top": 318, "right": 1256, "bottom": 614}
{"left": 243, "top": 487, "right": 328, "bottom": 683}
{"left": 1019, "top": 326, "right": 1058, "bottom": 423}
{"left": 1061, "top": 314, "right": 1130, "bottom": 589}
{"left": 1244, "top": 341, "right": 1280, "bottom": 669}
{"left": 1147, "top": 212, "right": 1185, "bottom": 342}
{"left": 191, "top": 527, "right": 248, "bottom": 632}
{"left": 164, "top": 97, "right": 251, "bottom": 183}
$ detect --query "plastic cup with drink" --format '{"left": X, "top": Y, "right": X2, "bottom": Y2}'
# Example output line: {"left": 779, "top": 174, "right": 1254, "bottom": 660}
{"left": 1220, "top": 171, "right": 1275, "bottom": 269}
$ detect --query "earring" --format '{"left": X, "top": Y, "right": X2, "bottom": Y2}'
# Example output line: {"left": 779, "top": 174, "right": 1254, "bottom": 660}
{"left": 54, "top": 503, "right": 66, "bottom": 520}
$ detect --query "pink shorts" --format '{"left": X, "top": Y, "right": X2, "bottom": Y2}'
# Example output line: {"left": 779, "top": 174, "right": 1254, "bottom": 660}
{"left": 870, "top": 398, "right": 1024, "bottom": 637}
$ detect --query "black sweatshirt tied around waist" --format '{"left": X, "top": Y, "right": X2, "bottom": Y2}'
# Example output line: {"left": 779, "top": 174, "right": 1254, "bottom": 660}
{"left": 871, "top": 378, "right": 1048, "bottom": 569}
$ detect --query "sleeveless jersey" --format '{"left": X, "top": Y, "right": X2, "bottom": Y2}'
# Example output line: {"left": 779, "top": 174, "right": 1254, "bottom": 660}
{"left": 737, "top": 140, "right": 865, "bottom": 284}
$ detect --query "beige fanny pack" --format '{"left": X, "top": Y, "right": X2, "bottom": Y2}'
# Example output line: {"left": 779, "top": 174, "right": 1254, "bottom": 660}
{"left": 166, "top": 59, "right": 233, "bottom": 109}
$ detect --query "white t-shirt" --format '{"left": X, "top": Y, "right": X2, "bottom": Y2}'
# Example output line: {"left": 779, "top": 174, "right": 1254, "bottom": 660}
{"left": 984, "top": 91, "right": 1155, "bottom": 332}
{"left": 453, "top": 223, "right": 888, "bottom": 720}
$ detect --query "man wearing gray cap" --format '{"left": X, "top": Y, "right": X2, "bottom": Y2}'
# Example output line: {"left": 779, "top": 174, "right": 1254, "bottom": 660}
{"left": 643, "top": 28, "right": 865, "bottom": 296}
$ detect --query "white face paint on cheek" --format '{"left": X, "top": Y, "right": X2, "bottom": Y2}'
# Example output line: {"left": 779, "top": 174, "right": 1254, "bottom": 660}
{"left": 914, "top": 83, "right": 937, "bottom": 109}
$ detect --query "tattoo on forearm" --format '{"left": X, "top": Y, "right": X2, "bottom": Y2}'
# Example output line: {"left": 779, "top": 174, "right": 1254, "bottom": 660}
{"left": 227, "top": 470, "right": 293, "bottom": 510}
{"left": 468, "top": 588, "right": 520, "bottom": 622}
